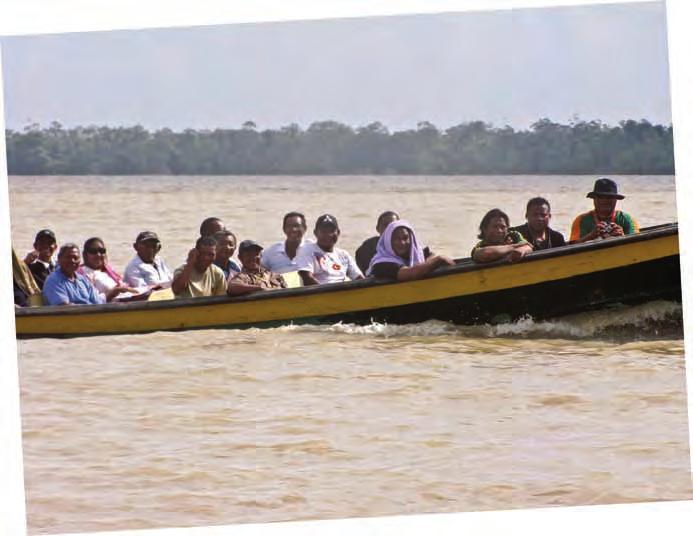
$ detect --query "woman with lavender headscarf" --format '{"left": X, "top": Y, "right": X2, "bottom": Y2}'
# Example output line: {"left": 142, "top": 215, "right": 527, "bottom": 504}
{"left": 367, "top": 220, "right": 455, "bottom": 281}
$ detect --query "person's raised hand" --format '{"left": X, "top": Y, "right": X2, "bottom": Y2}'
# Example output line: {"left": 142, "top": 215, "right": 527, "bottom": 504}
{"left": 186, "top": 248, "right": 199, "bottom": 265}
{"left": 24, "top": 250, "right": 39, "bottom": 264}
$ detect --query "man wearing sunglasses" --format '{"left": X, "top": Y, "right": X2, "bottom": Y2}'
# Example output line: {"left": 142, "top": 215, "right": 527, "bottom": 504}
{"left": 123, "top": 231, "right": 174, "bottom": 290}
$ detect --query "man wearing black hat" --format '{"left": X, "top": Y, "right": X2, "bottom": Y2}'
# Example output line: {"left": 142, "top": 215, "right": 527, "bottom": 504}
{"left": 227, "top": 240, "right": 287, "bottom": 295}
{"left": 24, "top": 229, "right": 58, "bottom": 289}
{"left": 123, "top": 231, "right": 174, "bottom": 290}
{"left": 295, "top": 214, "right": 364, "bottom": 285}
{"left": 569, "top": 178, "right": 640, "bottom": 243}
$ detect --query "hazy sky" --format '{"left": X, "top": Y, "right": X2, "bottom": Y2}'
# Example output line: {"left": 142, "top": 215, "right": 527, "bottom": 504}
{"left": 0, "top": 1, "right": 671, "bottom": 131}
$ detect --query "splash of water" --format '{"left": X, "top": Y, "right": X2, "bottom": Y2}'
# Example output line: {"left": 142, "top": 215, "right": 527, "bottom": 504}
{"left": 277, "top": 300, "right": 683, "bottom": 340}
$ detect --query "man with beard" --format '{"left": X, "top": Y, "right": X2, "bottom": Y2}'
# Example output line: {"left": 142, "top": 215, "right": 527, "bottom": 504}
{"left": 295, "top": 214, "right": 363, "bottom": 286}
{"left": 172, "top": 236, "right": 227, "bottom": 298}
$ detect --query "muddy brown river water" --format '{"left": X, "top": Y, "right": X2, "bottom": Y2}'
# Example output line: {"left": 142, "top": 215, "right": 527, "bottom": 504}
{"left": 9, "top": 174, "right": 692, "bottom": 533}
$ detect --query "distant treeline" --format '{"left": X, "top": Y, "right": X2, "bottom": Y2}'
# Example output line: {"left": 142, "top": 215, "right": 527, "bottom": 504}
{"left": 5, "top": 119, "right": 674, "bottom": 175}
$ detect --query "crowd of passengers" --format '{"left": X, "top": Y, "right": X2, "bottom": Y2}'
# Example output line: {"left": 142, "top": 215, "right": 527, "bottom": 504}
{"left": 12, "top": 177, "right": 639, "bottom": 307}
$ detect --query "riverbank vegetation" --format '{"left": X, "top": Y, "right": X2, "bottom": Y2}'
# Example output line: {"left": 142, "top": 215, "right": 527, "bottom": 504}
{"left": 5, "top": 119, "right": 673, "bottom": 175}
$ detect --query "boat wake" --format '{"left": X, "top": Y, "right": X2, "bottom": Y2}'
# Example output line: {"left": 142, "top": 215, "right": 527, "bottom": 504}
{"left": 279, "top": 300, "right": 684, "bottom": 340}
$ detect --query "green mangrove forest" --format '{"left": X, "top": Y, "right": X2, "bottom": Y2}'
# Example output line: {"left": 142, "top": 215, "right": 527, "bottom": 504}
{"left": 5, "top": 119, "right": 674, "bottom": 175}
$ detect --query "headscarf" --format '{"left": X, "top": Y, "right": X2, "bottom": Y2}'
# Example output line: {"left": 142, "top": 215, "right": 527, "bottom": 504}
{"left": 367, "top": 220, "right": 425, "bottom": 276}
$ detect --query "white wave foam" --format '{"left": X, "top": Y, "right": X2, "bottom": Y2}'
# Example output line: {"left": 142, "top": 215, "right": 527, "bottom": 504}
{"left": 275, "top": 300, "right": 682, "bottom": 340}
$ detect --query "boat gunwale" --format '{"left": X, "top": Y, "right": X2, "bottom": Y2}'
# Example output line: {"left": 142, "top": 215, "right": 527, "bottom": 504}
{"left": 14, "top": 223, "right": 679, "bottom": 318}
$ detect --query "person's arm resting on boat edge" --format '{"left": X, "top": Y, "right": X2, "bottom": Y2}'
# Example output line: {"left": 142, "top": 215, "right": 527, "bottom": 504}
{"left": 472, "top": 243, "right": 532, "bottom": 263}
{"left": 227, "top": 279, "right": 266, "bottom": 295}
{"left": 372, "top": 255, "right": 455, "bottom": 281}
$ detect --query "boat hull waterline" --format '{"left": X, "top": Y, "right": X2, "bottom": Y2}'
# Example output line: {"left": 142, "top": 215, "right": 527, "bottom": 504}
{"left": 15, "top": 225, "right": 681, "bottom": 338}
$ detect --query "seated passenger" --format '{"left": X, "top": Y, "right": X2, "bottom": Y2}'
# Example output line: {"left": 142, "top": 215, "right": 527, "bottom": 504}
{"left": 24, "top": 229, "right": 58, "bottom": 289}
{"left": 472, "top": 209, "right": 533, "bottom": 263}
{"left": 228, "top": 240, "right": 287, "bottom": 295}
{"left": 355, "top": 210, "right": 400, "bottom": 274}
{"left": 13, "top": 247, "right": 41, "bottom": 307}
{"left": 213, "top": 230, "right": 241, "bottom": 278}
{"left": 172, "top": 236, "right": 227, "bottom": 298}
{"left": 570, "top": 178, "right": 639, "bottom": 242}
{"left": 295, "top": 214, "right": 364, "bottom": 285}
{"left": 78, "top": 237, "right": 141, "bottom": 302}
{"left": 261, "top": 211, "right": 309, "bottom": 274}
{"left": 510, "top": 197, "right": 566, "bottom": 250}
{"left": 199, "top": 217, "right": 225, "bottom": 238}
{"left": 368, "top": 221, "right": 455, "bottom": 281}
{"left": 123, "top": 231, "right": 174, "bottom": 290}
{"left": 43, "top": 243, "right": 105, "bottom": 305}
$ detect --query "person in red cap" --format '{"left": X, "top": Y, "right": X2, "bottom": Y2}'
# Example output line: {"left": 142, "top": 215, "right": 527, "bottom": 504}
{"left": 569, "top": 178, "right": 639, "bottom": 243}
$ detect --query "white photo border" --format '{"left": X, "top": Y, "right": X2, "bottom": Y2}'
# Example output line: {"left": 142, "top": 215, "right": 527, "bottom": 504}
{"left": 1, "top": 1, "right": 690, "bottom": 535}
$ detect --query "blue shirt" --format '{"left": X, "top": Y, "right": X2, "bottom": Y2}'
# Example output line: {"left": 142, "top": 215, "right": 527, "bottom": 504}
{"left": 43, "top": 267, "right": 106, "bottom": 306}
{"left": 214, "top": 259, "right": 241, "bottom": 279}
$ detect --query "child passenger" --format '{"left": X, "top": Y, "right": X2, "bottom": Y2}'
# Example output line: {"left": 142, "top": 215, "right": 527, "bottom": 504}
{"left": 471, "top": 209, "right": 533, "bottom": 264}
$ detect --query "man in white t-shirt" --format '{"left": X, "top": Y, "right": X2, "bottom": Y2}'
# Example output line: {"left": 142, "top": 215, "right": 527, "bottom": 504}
{"left": 295, "top": 214, "right": 364, "bottom": 285}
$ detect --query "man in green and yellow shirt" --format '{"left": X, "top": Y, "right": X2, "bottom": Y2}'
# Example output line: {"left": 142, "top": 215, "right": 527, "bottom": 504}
{"left": 570, "top": 178, "right": 639, "bottom": 243}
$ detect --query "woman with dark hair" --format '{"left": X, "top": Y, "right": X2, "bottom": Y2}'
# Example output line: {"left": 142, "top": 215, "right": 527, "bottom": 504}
{"left": 471, "top": 209, "right": 533, "bottom": 263}
{"left": 368, "top": 220, "right": 454, "bottom": 281}
{"left": 79, "top": 237, "right": 139, "bottom": 302}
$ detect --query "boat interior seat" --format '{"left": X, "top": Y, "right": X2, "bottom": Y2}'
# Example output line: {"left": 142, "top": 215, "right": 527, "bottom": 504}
{"left": 282, "top": 271, "right": 303, "bottom": 288}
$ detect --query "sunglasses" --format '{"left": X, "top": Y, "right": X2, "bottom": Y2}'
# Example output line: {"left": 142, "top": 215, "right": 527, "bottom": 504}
{"left": 86, "top": 247, "right": 107, "bottom": 255}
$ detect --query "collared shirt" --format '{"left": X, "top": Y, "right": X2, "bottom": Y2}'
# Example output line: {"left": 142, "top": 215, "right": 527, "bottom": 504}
{"left": 214, "top": 259, "right": 241, "bottom": 279}
{"left": 123, "top": 254, "right": 173, "bottom": 289}
{"left": 27, "top": 258, "right": 56, "bottom": 289}
{"left": 43, "top": 267, "right": 105, "bottom": 305}
{"left": 230, "top": 267, "right": 287, "bottom": 290}
{"left": 295, "top": 242, "right": 363, "bottom": 284}
{"left": 261, "top": 239, "right": 307, "bottom": 274}
{"left": 172, "top": 263, "right": 227, "bottom": 298}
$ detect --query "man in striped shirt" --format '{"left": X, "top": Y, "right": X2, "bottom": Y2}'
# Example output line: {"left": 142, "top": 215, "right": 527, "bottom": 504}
{"left": 570, "top": 178, "right": 639, "bottom": 243}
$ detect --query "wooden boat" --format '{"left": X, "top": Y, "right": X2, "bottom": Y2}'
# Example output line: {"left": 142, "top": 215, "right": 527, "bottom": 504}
{"left": 15, "top": 223, "right": 681, "bottom": 339}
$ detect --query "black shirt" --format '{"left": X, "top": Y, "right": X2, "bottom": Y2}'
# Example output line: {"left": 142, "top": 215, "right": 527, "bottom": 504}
{"left": 510, "top": 223, "right": 566, "bottom": 250}
{"left": 27, "top": 260, "right": 56, "bottom": 289}
{"left": 13, "top": 280, "right": 28, "bottom": 307}
{"left": 370, "top": 261, "right": 401, "bottom": 280}
{"left": 355, "top": 236, "right": 379, "bottom": 274}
